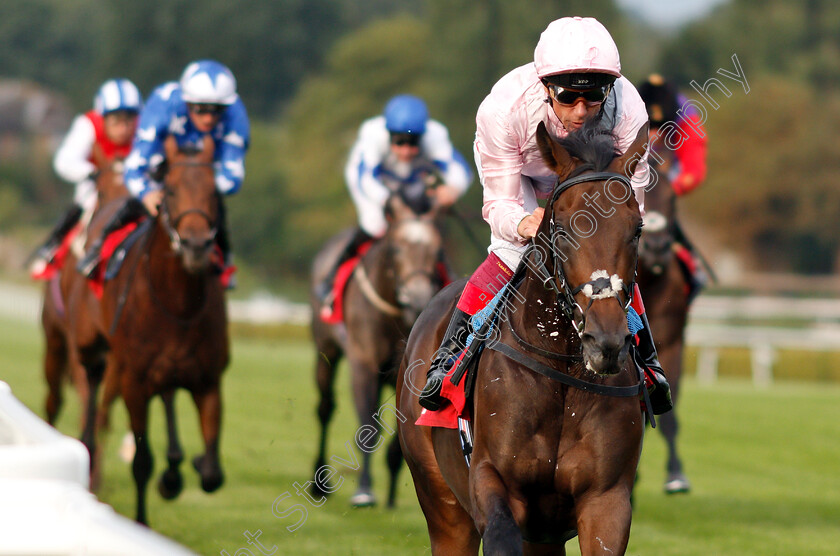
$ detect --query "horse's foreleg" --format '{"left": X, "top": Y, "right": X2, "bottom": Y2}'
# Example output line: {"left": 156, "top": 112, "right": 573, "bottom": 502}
{"left": 575, "top": 491, "right": 631, "bottom": 556}
{"left": 313, "top": 345, "right": 341, "bottom": 498}
{"left": 123, "top": 388, "right": 153, "bottom": 525}
{"left": 385, "top": 432, "right": 403, "bottom": 508}
{"left": 43, "top": 326, "right": 68, "bottom": 425}
{"left": 79, "top": 359, "right": 105, "bottom": 475}
{"left": 157, "top": 389, "right": 184, "bottom": 500}
{"left": 348, "top": 359, "right": 380, "bottom": 507}
{"left": 658, "top": 342, "right": 690, "bottom": 493}
{"left": 472, "top": 463, "right": 523, "bottom": 556}
{"left": 191, "top": 385, "right": 224, "bottom": 493}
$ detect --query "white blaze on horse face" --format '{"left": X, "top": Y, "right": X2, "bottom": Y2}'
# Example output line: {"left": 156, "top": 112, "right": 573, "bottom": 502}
{"left": 397, "top": 220, "right": 435, "bottom": 246}
{"left": 581, "top": 269, "right": 624, "bottom": 300}
{"left": 643, "top": 211, "right": 668, "bottom": 233}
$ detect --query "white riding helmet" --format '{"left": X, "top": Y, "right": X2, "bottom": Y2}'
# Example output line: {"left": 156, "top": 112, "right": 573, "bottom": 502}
{"left": 534, "top": 17, "right": 621, "bottom": 79}
{"left": 94, "top": 79, "right": 143, "bottom": 115}
{"left": 179, "top": 60, "right": 238, "bottom": 105}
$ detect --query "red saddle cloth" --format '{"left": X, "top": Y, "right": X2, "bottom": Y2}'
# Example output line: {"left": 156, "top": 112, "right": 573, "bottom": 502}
{"left": 30, "top": 226, "right": 81, "bottom": 281}
{"left": 415, "top": 349, "right": 470, "bottom": 429}
{"left": 88, "top": 223, "right": 139, "bottom": 298}
{"left": 319, "top": 241, "right": 374, "bottom": 324}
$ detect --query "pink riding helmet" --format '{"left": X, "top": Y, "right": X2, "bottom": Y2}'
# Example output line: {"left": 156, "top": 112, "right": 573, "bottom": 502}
{"left": 534, "top": 17, "right": 622, "bottom": 78}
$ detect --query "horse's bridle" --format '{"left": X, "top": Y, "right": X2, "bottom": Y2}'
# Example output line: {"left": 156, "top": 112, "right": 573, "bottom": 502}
{"left": 159, "top": 161, "right": 218, "bottom": 253}
{"left": 527, "top": 169, "right": 638, "bottom": 335}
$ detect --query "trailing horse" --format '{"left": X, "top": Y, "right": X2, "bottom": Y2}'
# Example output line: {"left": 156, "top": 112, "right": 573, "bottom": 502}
{"left": 67, "top": 136, "right": 229, "bottom": 524}
{"left": 398, "top": 121, "right": 649, "bottom": 555}
{"left": 310, "top": 193, "right": 446, "bottom": 507}
{"left": 42, "top": 150, "right": 129, "bottom": 432}
{"left": 636, "top": 142, "right": 692, "bottom": 494}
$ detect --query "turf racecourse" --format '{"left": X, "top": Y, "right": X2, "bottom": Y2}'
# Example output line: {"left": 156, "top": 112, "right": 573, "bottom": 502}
{"left": 2, "top": 314, "right": 839, "bottom": 555}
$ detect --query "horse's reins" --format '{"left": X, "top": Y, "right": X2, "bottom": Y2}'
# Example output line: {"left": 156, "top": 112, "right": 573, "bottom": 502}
{"left": 352, "top": 218, "right": 443, "bottom": 319}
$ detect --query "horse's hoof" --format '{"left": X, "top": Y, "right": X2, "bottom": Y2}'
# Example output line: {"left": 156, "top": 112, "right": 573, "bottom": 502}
{"left": 311, "top": 481, "right": 330, "bottom": 499}
{"left": 193, "top": 455, "right": 225, "bottom": 493}
{"left": 664, "top": 473, "right": 691, "bottom": 494}
{"left": 349, "top": 491, "right": 376, "bottom": 507}
{"left": 158, "top": 469, "right": 184, "bottom": 500}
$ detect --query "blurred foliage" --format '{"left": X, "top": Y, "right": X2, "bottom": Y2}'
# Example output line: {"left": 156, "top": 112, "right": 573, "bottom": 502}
{"left": 3, "top": 0, "right": 840, "bottom": 293}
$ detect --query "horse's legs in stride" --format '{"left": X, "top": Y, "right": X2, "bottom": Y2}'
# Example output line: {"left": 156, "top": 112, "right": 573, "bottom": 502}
{"left": 348, "top": 359, "right": 380, "bottom": 506}
{"left": 658, "top": 343, "right": 690, "bottom": 493}
{"left": 123, "top": 388, "right": 153, "bottom": 525}
{"left": 402, "top": 429, "right": 480, "bottom": 555}
{"left": 575, "top": 492, "right": 631, "bottom": 556}
{"left": 472, "top": 463, "right": 523, "bottom": 556}
{"left": 43, "top": 324, "right": 67, "bottom": 425}
{"left": 385, "top": 433, "right": 403, "bottom": 508}
{"left": 157, "top": 389, "right": 185, "bottom": 500}
{"left": 191, "top": 385, "right": 224, "bottom": 493}
{"left": 79, "top": 359, "right": 105, "bottom": 472}
{"left": 312, "top": 343, "right": 342, "bottom": 498}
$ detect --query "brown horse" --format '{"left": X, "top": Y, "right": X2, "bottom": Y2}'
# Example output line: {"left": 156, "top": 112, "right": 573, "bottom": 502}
{"left": 67, "top": 136, "right": 228, "bottom": 524}
{"left": 636, "top": 142, "right": 691, "bottom": 494}
{"left": 43, "top": 149, "right": 129, "bottom": 429}
{"left": 310, "top": 193, "right": 445, "bottom": 507}
{"left": 398, "top": 121, "right": 649, "bottom": 555}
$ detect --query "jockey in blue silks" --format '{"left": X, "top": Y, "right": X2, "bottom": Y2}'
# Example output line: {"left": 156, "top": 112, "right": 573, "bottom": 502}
{"left": 77, "top": 60, "right": 250, "bottom": 283}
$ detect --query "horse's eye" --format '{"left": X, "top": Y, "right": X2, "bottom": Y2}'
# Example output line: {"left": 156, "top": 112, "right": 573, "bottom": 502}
{"left": 634, "top": 223, "right": 644, "bottom": 239}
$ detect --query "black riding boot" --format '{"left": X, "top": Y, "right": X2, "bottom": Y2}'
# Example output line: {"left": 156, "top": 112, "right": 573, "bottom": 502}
{"left": 418, "top": 308, "right": 471, "bottom": 411}
{"left": 77, "top": 197, "right": 147, "bottom": 278}
{"left": 214, "top": 193, "right": 236, "bottom": 287}
{"left": 30, "top": 204, "right": 83, "bottom": 270}
{"left": 317, "top": 228, "right": 374, "bottom": 306}
{"left": 634, "top": 310, "right": 673, "bottom": 415}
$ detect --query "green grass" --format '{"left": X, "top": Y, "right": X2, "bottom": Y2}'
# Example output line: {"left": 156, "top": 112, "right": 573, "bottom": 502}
{"left": 2, "top": 315, "right": 839, "bottom": 555}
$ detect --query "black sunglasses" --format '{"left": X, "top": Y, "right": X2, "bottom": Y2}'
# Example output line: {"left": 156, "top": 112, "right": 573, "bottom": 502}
{"left": 188, "top": 103, "right": 227, "bottom": 116}
{"left": 546, "top": 83, "right": 611, "bottom": 106}
{"left": 390, "top": 133, "right": 421, "bottom": 147}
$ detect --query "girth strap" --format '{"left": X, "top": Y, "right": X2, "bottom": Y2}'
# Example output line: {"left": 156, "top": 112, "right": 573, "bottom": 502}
{"left": 487, "top": 340, "right": 644, "bottom": 398}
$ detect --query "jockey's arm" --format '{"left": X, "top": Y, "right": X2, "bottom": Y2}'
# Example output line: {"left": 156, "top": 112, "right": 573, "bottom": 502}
{"left": 422, "top": 120, "right": 473, "bottom": 208}
{"left": 672, "top": 116, "right": 707, "bottom": 196}
{"left": 53, "top": 115, "right": 97, "bottom": 184}
{"left": 213, "top": 99, "right": 250, "bottom": 195}
{"left": 124, "top": 91, "right": 171, "bottom": 204}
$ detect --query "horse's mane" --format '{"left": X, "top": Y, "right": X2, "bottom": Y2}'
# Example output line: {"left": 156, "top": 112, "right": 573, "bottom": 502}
{"left": 555, "top": 118, "right": 621, "bottom": 172}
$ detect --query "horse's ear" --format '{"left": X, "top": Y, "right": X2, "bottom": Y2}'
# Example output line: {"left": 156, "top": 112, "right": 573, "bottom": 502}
{"left": 535, "top": 121, "right": 574, "bottom": 179}
{"left": 199, "top": 135, "right": 215, "bottom": 163}
{"left": 611, "top": 122, "right": 649, "bottom": 178}
{"left": 164, "top": 135, "right": 179, "bottom": 161}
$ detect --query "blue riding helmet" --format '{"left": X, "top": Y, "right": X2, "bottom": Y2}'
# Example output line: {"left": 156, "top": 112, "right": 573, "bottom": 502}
{"left": 180, "top": 59, "right": 239, "bottom": 105}
{"left": 384, "top": 95, "right": 428, "bottom": 135}
{"left": 94, "top": 79, "right": 143, "bottom": 115}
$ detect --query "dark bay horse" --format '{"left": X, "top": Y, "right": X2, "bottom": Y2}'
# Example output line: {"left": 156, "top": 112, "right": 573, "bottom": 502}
{"left": 398, "top": 121, "right": 649, "bottom": 555}
{"left": 43, "top": 149, "right": 129, "bottom": 429}
{"left": 636, "top": 141, "right": 691, "bottom": 494}
{"left": 67, "top": 136, "right": 228, "bottom": 524}
{"left": 310, "top": 194, "right": 445, "bottom": 507}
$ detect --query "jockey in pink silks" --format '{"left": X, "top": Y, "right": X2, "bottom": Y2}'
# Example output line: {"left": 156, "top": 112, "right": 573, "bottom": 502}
{"left": 418, "top": 16, "right": 673, "bottom": 416}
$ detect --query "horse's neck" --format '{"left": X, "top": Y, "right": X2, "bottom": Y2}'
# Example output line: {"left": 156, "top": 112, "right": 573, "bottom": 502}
{"left": 507, "top": 268, "right": 581, "bottom": 362}
{"left": 359, "top": 239, "right": 397, "bottom": 299}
